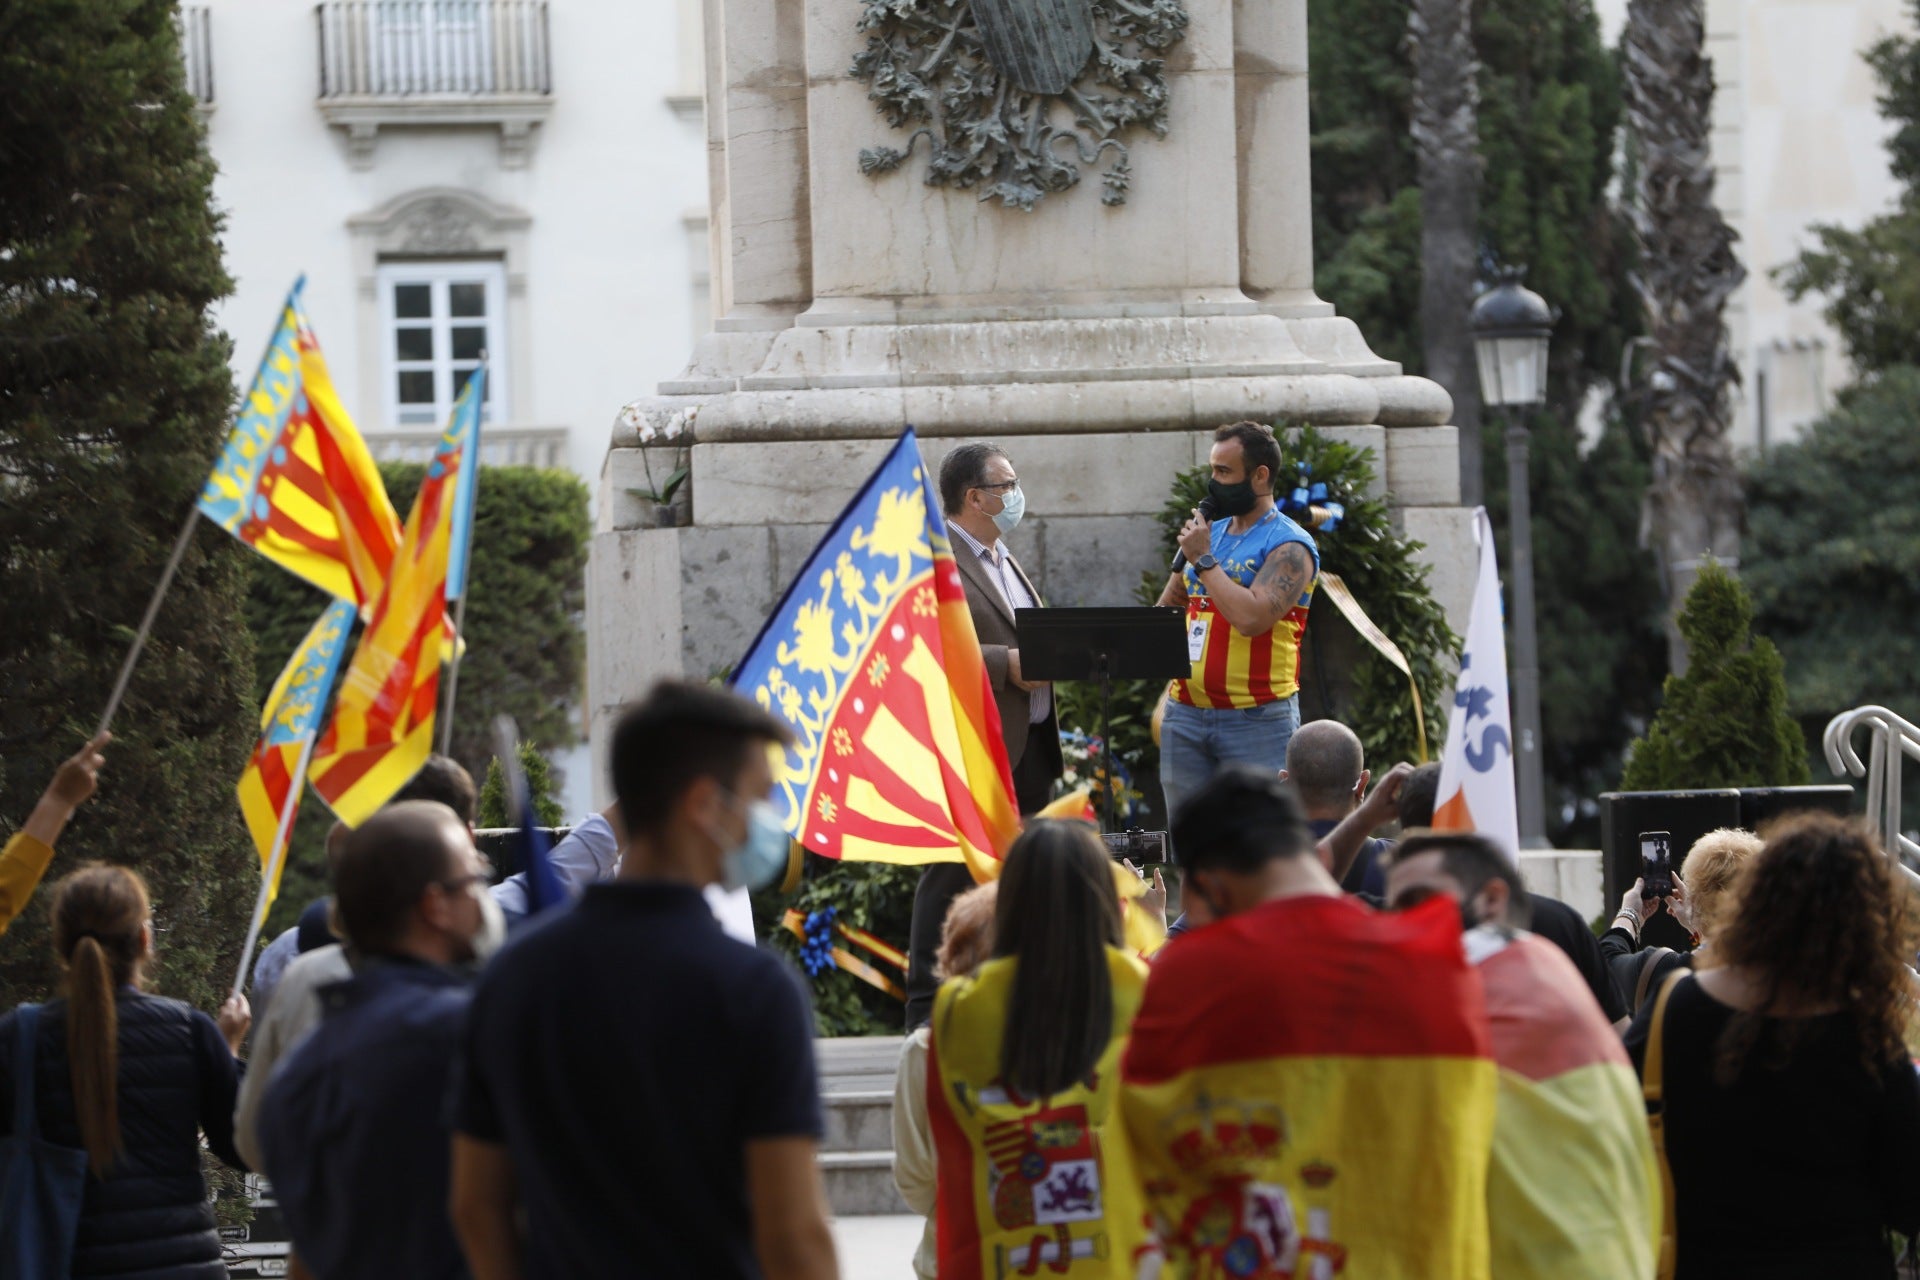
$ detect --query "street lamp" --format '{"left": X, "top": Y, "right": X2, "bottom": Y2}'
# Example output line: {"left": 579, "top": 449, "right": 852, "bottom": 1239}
{"left": 1469, "top": 269, "right": 1554, "bottom": 849}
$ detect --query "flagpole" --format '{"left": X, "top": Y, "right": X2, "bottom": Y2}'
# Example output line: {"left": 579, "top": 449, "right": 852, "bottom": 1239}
{"left": 97, "top": 506, "right": 202, "bottom": 737}
{"left": 231, "top": 732, "right": 319, "bottom": 996}
{"left": 439, "top": 590, "right": 470, "bottom": 755}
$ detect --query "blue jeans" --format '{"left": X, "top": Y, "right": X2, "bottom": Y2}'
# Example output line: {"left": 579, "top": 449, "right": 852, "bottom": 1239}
{"left": 1159, "top": 695, "right": 1300, "bottom": 824}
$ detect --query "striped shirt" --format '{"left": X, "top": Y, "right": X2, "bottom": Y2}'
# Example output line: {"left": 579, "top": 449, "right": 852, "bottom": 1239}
{"left": 1174, "top": 507, "right": 1318, "bottom": 709}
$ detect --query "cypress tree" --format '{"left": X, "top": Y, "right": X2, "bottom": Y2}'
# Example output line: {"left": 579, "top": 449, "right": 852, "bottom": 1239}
{"left": 0, "top": 0, "right": 258, "bottom": 1008}
{"left": 1619, "top": 561, "right": 1809, "bottom": 790}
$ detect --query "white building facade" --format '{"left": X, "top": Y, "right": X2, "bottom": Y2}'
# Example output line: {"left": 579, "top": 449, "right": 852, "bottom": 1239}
{"left": 1598, "top": 0, "right": 1912, "bottom": 450}
{"left": 183, "top": 0, "right": 710, "bottom": 483}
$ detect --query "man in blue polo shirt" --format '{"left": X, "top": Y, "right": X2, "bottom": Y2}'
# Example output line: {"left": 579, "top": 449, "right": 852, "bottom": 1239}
{"left": 450, "top": 681, "right": 837, "bottom": 1280}
{"left": 258, "top": 800, "right": 503, "bottom": 1280}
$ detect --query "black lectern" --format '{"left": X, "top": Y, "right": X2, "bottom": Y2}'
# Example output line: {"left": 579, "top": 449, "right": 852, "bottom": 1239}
{"left": 1015, "top": 606, "right": 1190, "bottom": 833}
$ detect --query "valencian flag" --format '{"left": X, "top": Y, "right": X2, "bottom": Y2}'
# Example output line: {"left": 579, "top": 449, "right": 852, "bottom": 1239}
{"left": 198, "top": 278, "right": 401, "bottom": 608}
{"left": 236, "top": 598, "right": 358, "bottom": 907}
{"left": 1434, "top": 507, "right": 1519, "bottom": 857}
{"left": 309, "top": 367, "right": 484, "bottom": 826}
{"left": 732, "top": 428, "right": 1020, "bottom": 881}
{"left": 1121, "top": 897, "right": 1499, "bottom": 1277}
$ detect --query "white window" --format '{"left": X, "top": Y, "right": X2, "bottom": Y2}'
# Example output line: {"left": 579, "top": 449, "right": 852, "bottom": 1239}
{"left": 376, "top": 260, "right": 508, "bottom": 427}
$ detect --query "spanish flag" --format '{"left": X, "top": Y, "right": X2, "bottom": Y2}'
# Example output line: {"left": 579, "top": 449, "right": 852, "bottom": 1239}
{"left": 731, "top": 427, "right": 1020, "bottom": 882}
{"left": 236, "top": 598, "right": 358, "bottom": 907}
{"left": 198, "top": 278, "right": 400, "bottom": 608}
{"left": 1121, "top": 894, "right": 1498, "bottom": 1278}
{"left": 1471, "top": 929, "right": 1659, "bottom": 1279}
{"left": 308, "top": 368, "right": 483, "bottom": 826}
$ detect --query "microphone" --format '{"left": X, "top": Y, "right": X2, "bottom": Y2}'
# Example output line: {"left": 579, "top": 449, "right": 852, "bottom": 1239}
{"left": 1169, "top": 496, "right": 1219, "bottom": 575}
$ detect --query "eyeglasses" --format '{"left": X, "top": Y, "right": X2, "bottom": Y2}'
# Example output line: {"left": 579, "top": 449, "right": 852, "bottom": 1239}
{"left": 975, "top": 479, "right": 1020, "bottom": 494}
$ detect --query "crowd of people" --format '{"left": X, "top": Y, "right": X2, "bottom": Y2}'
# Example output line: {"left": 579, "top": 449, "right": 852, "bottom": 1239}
{"left": 3, "top": 422, "right": 1918, "bottom": 1278}
{"left": 3, "top": 677, "right": 1919, "bottom": 1280}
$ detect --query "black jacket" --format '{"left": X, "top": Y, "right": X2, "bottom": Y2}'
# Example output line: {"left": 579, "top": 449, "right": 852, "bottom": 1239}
{"left": 0, "top": 989, "right": 246, "bottom": 1279}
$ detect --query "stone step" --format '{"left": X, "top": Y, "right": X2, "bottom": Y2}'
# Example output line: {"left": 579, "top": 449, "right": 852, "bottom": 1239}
{"left": 822, "top": 1089, "right": 896, "bottom": 1153}
{"left": 817, "top": 1035, "right": 904, "bottom": 1088}
{"left": 820, "top": 1150, "right": 911, "bottom": 1216}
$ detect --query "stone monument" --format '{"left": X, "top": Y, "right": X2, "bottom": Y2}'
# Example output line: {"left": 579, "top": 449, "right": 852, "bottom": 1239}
{"left": 588, "top": 0, "right": 1476, "bottom": 774}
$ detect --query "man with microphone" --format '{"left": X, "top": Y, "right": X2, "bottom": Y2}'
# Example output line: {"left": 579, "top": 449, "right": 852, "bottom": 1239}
{"left": 1156, "top": 421, "right": 1319, "bottom": 820}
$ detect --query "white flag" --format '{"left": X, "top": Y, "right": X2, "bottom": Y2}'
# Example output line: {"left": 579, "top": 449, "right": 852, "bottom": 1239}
{"left": 1433, "top": 508, "right": 1519, "bottom": 859}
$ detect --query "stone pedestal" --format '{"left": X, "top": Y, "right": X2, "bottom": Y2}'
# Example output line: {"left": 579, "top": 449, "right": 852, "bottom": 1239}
{"left": 589, "top": 0, "right": 1478, "bottom": 783}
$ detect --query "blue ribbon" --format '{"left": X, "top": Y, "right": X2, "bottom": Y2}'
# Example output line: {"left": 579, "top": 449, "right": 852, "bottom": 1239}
{"left": 1279, "top": 463, "right": 1342, "bottom": 533}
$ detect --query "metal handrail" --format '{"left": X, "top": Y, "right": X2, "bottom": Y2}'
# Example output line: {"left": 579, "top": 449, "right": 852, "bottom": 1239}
{"left": 1824, "top": 705, "right": 1920, "bottom": 870}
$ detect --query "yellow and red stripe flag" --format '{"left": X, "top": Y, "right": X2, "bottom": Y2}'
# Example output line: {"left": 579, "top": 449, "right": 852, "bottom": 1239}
{"left": 198, "top": 278, "right": 400, "bottom": 608}
{"left": 1121, "top": 895, "right": 1498, "bottom": 1278}
{"left": 1471, "top": 930, "right": 1660, "bottom": 1280}
{"left": 732, "top": 427, "right": 1021, "bottom": 883}
{"left": 308, "top": 367, "right": 484, "bottom": 826}
{"left": 236, "top": 598, "right": 358, "bottom": 907}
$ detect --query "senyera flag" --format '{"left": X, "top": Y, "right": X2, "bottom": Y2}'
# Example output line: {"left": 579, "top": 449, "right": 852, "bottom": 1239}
{"left": 731, "top": 427, "right": 1020, "bottom": 882}
{"left": 236, "top": 598, "right": 358, "bottom": 908}
{"left": 309, "top": 366, "right": 484, "bottom": 826}
{"left": 198, "top": 277, "right": 400, "bottom": 608}
{"left": 1433, "top": 507, "right": 1520, "bottom": 858}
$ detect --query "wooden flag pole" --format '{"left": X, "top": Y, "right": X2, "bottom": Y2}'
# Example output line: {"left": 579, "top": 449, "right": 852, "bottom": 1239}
{"left": 231, "top": 730, "right": 320, "bottom": 996}
{"left": 97, "top": 506, "right": 202, "bottom": 737}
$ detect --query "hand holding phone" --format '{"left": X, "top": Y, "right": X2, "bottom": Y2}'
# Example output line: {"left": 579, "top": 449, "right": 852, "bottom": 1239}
{"left": 1640, "top": 831, "right": 1674, "bottom": 901}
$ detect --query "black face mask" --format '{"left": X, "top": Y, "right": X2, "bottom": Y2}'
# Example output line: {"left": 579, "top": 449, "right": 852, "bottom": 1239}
{"left": 1207, "top": 476, "right": 1257, "bottom": 517}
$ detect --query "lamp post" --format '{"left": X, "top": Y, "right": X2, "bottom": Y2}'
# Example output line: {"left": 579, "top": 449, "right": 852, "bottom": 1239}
{"left": 1469, "top": 270, "right": 1554, "bottom": 848}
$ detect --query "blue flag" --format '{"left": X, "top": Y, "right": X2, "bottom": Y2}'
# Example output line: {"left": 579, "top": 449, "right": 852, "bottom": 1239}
{"left": 492, "top": 717, "right": 565, "bottom": 914}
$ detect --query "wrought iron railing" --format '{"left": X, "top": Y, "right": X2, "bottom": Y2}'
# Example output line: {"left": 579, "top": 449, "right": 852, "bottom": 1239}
{"left": 315, "top": 0, "right": 551, "bottom": 98}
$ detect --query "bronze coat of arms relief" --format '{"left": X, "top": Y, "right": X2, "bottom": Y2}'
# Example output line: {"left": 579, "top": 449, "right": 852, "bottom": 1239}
{"left": 851, "top": 0, "right": 1190, "bottom": 210}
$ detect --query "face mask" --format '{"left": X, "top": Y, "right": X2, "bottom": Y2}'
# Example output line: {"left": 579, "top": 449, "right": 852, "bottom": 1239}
{"left": 469, "top": 884, "right": 507, "bottom": 964}
{"left": 720, "top": 798, "right": 791, "bottom": 893}
{"left": 1206, "top": 476, "right": 1257, "bottom": 517}
{"left": 990, "top": 484, "right": 1025, "bottom": 536}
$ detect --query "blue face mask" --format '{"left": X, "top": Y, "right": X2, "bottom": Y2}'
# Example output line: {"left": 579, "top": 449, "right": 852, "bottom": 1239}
{"left": 719, "top": 796, "right": 791, "bottom": 892}
{"left": 991, "top": 483, "right": 1025, "bottom": 536}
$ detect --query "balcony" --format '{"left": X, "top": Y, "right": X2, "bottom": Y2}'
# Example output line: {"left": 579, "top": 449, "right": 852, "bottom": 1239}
{"left": 314, "top": 0, "right": 552, "bottom": 169}
{"left": 178, "top": 5, "right": 214, "bottom": 110}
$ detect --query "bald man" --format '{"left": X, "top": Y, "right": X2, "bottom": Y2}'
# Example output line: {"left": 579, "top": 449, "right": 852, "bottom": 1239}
{"left": 1281, "top": 719, "right": 1391, "bottom": 902}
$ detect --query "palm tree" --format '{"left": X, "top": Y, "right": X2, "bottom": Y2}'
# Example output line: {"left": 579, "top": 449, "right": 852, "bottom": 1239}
{"left": 1622, "top": 0, "right": 1747, "bottom": 672}
{"left": 1410, "top": 0, "right": 1485, "bottom": 504}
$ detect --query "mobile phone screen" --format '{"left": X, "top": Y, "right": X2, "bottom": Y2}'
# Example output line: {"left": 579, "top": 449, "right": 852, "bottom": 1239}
{"left": 1640, "top": 833, "right": 1673, "bottom": 899}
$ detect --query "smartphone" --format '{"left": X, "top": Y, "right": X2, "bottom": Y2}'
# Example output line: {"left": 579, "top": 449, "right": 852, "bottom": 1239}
{"left": 1640, "top": 831, "right": 1674, "bottom": 900}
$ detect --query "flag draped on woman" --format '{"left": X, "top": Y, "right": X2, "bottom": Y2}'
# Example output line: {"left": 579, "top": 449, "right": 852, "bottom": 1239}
{"left": 308, "top": 368, "right": 484, "bottom": 826}
{"left": 197, "top": 278, "right": 400, "bottom": 608}
{"left": 731, "top": 428, "right": 1021, "bottom": 882}
{"left": 1433, "top": 508, "right": 1519, "bottom": 857}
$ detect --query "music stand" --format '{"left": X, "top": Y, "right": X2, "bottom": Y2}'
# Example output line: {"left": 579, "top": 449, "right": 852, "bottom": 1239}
{"left": 1015, "top": 607, "right": 1190, "bottom": 833}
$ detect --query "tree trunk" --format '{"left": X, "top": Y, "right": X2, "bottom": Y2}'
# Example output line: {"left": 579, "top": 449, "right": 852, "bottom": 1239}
{"left": 1410, "top": 0, "right": 1485, "bottom": 504}
{"left": 1622, "top": 0, "right": 1747, "bottom": 673}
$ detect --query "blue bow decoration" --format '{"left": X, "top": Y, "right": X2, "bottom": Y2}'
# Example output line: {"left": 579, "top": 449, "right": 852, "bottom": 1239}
{"left": 799, "top": 906, "right": 839, "bottom": 976}
{"left": 1280, "top": 462, "right": 1343, "bottom": 533}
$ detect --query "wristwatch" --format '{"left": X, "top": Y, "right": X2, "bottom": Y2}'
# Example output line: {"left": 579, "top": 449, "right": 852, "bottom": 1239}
{"left": 1195, "top": 553, "right": 1218, "bottom": 573}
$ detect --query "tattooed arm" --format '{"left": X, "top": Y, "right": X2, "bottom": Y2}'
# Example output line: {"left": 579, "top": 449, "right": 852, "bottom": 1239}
{"left": 1195, "top": 541, "right": 1315, "bottom": 637}
{"left": 1156, "top": 573, "right": 1189, "bottom": 609}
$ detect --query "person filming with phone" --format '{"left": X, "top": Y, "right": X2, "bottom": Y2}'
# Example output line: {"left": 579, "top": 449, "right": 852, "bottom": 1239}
{"left": 1602, "top": 829, "right": 1763, "bottom": 1018}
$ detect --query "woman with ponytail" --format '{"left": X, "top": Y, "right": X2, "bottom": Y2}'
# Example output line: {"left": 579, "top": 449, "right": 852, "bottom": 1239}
{"left": 0, "top": 863, "right": 251, "bottom": 1279}
{"left": 924, "top": 821, "right": 1153, "bottom": 1279}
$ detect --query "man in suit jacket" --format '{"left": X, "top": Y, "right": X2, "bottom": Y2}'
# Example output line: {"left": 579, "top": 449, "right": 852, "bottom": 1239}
{"left": 902, "top": 442, "right": 1065, "bottom": 1028}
